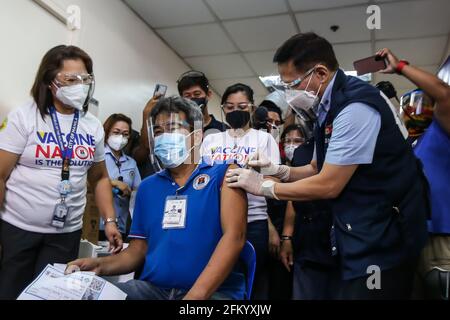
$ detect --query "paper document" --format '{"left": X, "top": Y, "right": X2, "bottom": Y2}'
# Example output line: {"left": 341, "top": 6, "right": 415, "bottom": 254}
{"left": 18, "top": 264, "right": 127, "bottom": 300}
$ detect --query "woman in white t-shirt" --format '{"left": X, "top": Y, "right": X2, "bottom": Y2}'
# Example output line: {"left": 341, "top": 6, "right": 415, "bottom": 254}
{"left": 201, "top": 83, "right": 281, "bottom": 299}
{"left": 0, "top": 45, "right": 123, "bottom": 299}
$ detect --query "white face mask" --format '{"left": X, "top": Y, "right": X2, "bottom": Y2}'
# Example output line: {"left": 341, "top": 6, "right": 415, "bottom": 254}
{"left": 55, "top": 84, "right": 90, "bottom": 111}
{"left": 284, "top": 144, "right": 299, "bottom": 161}
{"left": 108, "top": 134, "right": 128, "bottom": 151}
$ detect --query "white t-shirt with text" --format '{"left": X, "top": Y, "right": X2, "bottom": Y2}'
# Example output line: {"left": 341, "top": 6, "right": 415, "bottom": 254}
{"left": 0, "top": 101, "right": 105, "bottom": 233}
{"left": 201, "top": 129, "right": 281, "bottom": 223}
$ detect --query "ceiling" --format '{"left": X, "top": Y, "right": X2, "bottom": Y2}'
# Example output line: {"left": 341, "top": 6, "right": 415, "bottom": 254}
{"left": 124, "top": 0, "right": 450, "bottom": 104}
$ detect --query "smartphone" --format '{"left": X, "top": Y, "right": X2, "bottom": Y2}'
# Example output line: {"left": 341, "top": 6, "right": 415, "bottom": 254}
{"left": 353, "top": 55, "right": 387, "bottom": 76}
{"left": 153, "top": 84, "right": 168, "bottom": 98}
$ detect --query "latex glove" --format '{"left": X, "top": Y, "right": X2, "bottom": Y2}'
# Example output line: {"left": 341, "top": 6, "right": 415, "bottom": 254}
{"left": 247, "top": 152, "right": 291, "bottom": 182}
{"left": 226, "top": 168, "right": 278, "bottom": 199}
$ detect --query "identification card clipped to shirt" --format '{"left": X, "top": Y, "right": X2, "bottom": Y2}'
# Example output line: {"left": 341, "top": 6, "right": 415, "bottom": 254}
{"left": 162, "top": 195, "right": 187, "bottom": 229}
{"left": 51, "top": 201, "right": 69, "bottom": 229}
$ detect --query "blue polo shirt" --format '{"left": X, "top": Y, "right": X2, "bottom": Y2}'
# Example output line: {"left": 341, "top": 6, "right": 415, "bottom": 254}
{"left": 100, "top": 145, "right": 141, "bottom": 234}
{"left": 128, "top": 160, "right": 246, "bottom": 300}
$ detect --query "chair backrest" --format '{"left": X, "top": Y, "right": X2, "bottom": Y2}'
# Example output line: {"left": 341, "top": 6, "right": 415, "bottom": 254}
{"left": 239, "top": 241, "right": 256, "bottom": 300}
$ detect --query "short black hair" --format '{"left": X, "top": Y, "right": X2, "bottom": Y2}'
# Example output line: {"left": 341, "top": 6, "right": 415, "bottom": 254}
{"left": 260, "top": 100, "right": 283, "bottom": 122}
{"left": 273, "top": 32, "right": 339, "bottom": 72}
{"left": 221, "top": 83, "right": 254, "bottom": 105}
{"left": 177, "top": 70, "right": 209, "bottom": 95}
{"left": 150, "top": 96, "right": 203, "bottom": 130}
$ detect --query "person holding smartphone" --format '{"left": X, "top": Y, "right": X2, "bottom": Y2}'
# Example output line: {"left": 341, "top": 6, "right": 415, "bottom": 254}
{"left": 132, "top": 84, "right": 168, "bottom": 178}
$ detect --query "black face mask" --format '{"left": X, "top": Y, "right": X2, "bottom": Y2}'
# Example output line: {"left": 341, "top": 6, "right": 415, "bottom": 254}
{"left": 190, "top": 98, "right": 208, "bottom": 109}
{"left": 226, "top": 110, "right": 251, "bottom": 129}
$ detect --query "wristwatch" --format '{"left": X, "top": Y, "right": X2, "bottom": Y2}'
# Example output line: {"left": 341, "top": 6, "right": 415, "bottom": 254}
{"left": 104, "top": 217, "right": 118, "bottom": 226}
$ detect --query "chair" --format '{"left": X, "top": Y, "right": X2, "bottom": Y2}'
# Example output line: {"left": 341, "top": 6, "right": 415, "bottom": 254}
{"left": 239, "top": 241, "right": 256, "bottom": 300}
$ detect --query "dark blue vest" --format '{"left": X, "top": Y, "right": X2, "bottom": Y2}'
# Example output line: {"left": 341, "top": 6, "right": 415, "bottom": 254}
{"left": 314, "top": 70, "right": 430, "bottom": 280}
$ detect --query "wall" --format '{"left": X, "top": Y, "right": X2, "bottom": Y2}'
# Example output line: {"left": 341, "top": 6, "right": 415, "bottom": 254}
{"left": 0, "top": 0, "right": 222, "bottom": 128}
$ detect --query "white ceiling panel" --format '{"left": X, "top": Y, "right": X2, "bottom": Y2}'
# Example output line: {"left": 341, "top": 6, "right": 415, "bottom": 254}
{"left": 157, "top": 24, "right": 236, "bottom": 57}
{"left": 206, "top": 0, "right": 288, "bottom": 20}
{"left": 244, "top": 51, "right": 278, "bottom": 76}
{"left": 210, "top": 77, "right": 268, "bottom": 96}
{"left": 288, "top": 0, "right": 368, "bottom": 12}
{"left": 185, "top": 54, "right": 254, "bottom": 79}
{"left": 224, "top": 15, "right": 297, "bottom": 52}
{"left": 295, "top": 6, "right": 371, "bottom": 43}
{"left": 375, "top": 0, "right": 450, "bottom": 40}
{"left": 376, "top": 36, "right": 447, "bottom": 66}
{"left": 124, "top": 0, "right": 215, "bottom": 28}
{"left": 333, "top": 42, "right": 372, "bottom": 71}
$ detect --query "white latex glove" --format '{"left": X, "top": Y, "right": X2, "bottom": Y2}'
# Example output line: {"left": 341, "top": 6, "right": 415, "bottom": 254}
{"left": 247, "top": 152, "right": 291, "bottom": 182}
{"left": 226, "top": 168, "right": 278, "bottom": 199}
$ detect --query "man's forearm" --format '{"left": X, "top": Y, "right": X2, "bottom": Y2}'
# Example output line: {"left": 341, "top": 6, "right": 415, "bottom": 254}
{"left": 186, "top": 232, "right": 245, "bottom": 299}
{"left": 274, "top": 174, "right": 337, "bottom": 202}
{"left": 402, "top": 65, "right": 450, "bottom": 105}
{"left": 287, "top": 164, "right": 318, "bottom": 182}
{"left": 282, "top": 202, "right": 296, "bottom": 236}
{"left": 99, "top": 242, "right": 146, "bottom": 276}
{"left": 133, "top": 114, "right": 151, "bottom": 165}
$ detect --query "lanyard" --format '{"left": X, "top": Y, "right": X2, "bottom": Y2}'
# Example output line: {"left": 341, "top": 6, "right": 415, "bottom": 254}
{"left": 49, "top": 107, "right": 80, "bottom": 181}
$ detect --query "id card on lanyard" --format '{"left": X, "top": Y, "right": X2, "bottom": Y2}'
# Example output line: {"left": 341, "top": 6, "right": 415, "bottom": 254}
{"left": 162, "top": 195, "right": 188, "bottom": 229}
{"left": 49, "top": 106, "right": 80, "bottom": 229}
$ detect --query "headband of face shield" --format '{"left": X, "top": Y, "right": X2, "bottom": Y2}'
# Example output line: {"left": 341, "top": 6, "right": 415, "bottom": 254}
{"left": 400, "top": 89, "right": 434, "bottom": 137}
{"left": 52, "top": 73, "right": 95, "bottom": 111}
{"left": 148, "top": 99, "right": 203, "bottom": 171}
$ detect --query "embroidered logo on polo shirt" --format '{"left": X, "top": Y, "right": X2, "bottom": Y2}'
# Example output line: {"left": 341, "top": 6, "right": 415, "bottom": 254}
{"left": 0, "top": 117, "right": 7, "bottom": 132}
{"left": 193, "top": 174, "right": 210, "bottom": 190}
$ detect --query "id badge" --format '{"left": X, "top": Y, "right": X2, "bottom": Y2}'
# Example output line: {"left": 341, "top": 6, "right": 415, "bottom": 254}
{"left": 51, "top": 202, "right": 69, "bottom": 228}
{"left": 162, "top": 195, "right": 187, "bottom": 229}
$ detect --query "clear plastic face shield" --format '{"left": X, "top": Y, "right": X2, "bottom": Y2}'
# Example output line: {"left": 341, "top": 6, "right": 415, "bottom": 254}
{"left": 148, "top": 101, "right": 203, "bottom": 171}
{"left": 400, "top": 89, "right": 434, "bottom": 138}
{"left": 269, "top": 66, "right": 321, "bottom": 126}
{"left": 267, "top": 87, "right": 315, "bottom": 141}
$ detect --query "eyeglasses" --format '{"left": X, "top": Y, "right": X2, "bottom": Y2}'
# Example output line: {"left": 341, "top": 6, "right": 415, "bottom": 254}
{"left": 284, "top": 137, "right": 305, "bottom": 145}
{"left": 152, "top": 120, "right": 191, "bottom": 137}
{"left": 280, "top": 67, "right": 315, "bottom": 89}
{"left": 54, "top": 73, "right": 94, "bottom": 87}
{"left": 222, "top": 102, "right": 253, "bottom": 112}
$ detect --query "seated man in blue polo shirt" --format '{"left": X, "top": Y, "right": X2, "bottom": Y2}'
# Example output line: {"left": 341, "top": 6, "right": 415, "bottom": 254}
{"left": 67, "top": 96, "right": 248, "bottom": 300}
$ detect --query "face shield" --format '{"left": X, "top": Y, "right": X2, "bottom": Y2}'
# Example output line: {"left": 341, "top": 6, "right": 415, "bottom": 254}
{"left": 400, "top": 89, "right": 434, "bottom": 138}
{"left": 148, "top": 100, "right": 203, "bottom": 171}
{"left": 53, "top": 72, "right": 95, "bottom": 111}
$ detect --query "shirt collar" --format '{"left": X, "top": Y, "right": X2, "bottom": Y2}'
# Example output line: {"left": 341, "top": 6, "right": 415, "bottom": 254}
{"left": 105, "top": 145, "right": 128, "bottom": 163}
{"left": 318, "top": 71, "right": 339, "bottom": 114}
{"left": 157, "top": 156, "right": 213, "bottom": 180}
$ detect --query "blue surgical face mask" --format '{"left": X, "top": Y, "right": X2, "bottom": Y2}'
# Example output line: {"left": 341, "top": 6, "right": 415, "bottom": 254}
{"left": 154, "top": 132, "right": 195, "bottom": 169}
